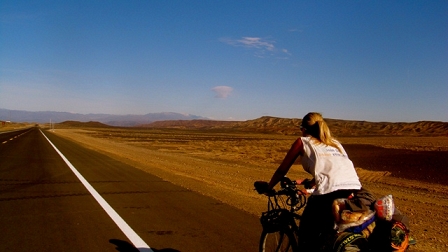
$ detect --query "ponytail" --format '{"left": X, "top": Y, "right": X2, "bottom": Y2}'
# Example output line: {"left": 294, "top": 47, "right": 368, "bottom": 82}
{"left": 301, "top": 112, "right": 342, "bottom": 153}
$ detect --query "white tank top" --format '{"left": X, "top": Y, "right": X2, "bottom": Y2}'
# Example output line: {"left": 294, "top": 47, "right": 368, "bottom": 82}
{"left": 301, "top": 137, "right": 361, "bottom": 195}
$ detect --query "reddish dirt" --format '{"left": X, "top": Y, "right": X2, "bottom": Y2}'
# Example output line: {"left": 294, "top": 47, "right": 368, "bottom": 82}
{"left": 344, "top": 144, "right": 448, "bottom": 185}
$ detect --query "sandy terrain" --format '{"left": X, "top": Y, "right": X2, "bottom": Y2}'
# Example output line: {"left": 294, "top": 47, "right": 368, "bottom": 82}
{"left": 0, "top": 123, "right": 33, "bottom": 132}
{"left": 50, "top": 128, "right": 448, "bottom": 252}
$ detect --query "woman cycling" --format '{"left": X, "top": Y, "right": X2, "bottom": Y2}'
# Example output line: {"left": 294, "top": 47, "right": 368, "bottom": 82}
{"left": 259, "top": 112, "right": 362, "bottom": 251}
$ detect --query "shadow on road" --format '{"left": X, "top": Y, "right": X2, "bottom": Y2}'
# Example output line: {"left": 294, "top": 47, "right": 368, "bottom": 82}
{"left": 109, "top": 239, "right": 181, "bottom": 252}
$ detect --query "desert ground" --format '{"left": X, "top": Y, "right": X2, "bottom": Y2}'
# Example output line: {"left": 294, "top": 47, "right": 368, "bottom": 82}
{"left": 0, "top": 123, "right": 34, "bottom": 132}
{"left": 45, "top": 127, "right": 448, "bottom": 251}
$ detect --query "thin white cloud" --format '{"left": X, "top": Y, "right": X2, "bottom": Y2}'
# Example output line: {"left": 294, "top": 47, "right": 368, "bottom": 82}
{"left": 221, "top": 37, "right": 274, "bottom": 51}
{"left": 288, "top": 25, "right": 308, "bottom": 33}
{"left": 212, "top": 86, "right": 233, "bottom": 99}
{"left": 238, "top": 37, "right": 275, "bottom": 51}
{"left": 220, "top": 36, "right": 291, "bottom": 59}
{"left": 282, "top": 49, "right": 292, "bottom": 56}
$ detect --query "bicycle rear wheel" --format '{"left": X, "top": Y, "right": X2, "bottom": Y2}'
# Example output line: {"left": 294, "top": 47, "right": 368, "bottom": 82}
{"left": 259, "top": 229, "right": 297, "bottom": 252}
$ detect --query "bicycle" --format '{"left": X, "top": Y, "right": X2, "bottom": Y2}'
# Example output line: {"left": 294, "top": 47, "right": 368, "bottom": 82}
{"left": 254, "top": 177, "right": 311, "bottom": 252}
{"left": 255, "top": 178, "right": 414, "bottom": 252}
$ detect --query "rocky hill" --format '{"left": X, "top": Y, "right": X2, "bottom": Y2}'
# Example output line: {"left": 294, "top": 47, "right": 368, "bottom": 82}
{"left": 139, "top": 116, "right": 448, "bottom": 137}
{"left": 56, "top": 121, "right": 112, "bottom": 128}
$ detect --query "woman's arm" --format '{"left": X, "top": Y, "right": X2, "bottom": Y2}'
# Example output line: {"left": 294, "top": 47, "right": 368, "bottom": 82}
{"left": 268, "top": 138, "right": 304, "bottom": 189}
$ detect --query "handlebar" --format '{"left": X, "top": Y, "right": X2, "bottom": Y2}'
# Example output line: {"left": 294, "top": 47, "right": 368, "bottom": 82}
{"left": 254, "top": 177, "right": 314, "bottom": 196}
{"left": 254, "top": 177, "right": 311, "bottom": 212}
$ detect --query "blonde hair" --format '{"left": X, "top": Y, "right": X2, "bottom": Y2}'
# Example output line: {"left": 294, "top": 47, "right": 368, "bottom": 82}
{"left": 301, "top": 112, "right": 342, "bottom": 153}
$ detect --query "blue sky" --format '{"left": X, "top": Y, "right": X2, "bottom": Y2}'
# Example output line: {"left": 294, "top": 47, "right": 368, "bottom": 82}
{"left": 1, "top": 1, "right": 447, "bottom": 122}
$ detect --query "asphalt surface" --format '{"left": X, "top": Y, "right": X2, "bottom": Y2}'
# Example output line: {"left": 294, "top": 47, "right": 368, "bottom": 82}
{"left": 0, "top": 128, "right": 261, "bottom": 251}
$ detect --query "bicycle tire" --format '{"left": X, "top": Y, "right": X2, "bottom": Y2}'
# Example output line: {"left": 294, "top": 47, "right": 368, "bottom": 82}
{"left": 259, "top": 229, "right": 298, "bottom": 252}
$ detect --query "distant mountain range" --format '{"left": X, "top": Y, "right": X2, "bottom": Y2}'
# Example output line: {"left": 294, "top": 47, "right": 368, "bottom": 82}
{"left": 139, "top": 116, "right": 448, "bottom": 136}
{"left": 0, "top": 108, "right": 206, "bottom": 126}
{"left": 2, "top": 109, "right": 448, "bottom": 136}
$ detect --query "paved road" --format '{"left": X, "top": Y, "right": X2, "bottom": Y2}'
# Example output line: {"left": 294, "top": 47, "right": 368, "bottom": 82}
{"left": 0, "top": 128, "right": 261, "bottom": 251}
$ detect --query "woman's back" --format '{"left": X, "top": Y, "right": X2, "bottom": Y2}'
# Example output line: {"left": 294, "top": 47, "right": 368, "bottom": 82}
{"left": 301, "top": 136, "right": 361, "bottom": 195}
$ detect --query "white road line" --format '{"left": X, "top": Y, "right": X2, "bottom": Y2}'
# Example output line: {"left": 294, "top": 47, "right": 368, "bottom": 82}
{"left": 40, "top": 130, "right": 153, "bottom": 252}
